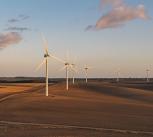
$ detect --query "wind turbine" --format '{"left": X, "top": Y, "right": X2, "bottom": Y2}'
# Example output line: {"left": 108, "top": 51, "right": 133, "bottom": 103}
{"left": 36, "top": 34, "right": 64, "bottom": 96}
{"left": 146, "top": 69, "right": 150, "bottom": 82}
{"left": 71, "top": 57, "right": 77, "bottom": 84}
{"left": 60, "top": 62, "right": 72, "bottom": 91}
{"left": 59, "top": 52, "right": 71, "bottom": 90}
{"left": 71, "top": 63, "right": 77, "bottom": 84}
{"left": 84, "top": 65, "right": 91, "bottom": 83}
{"left": 116, "top": 69, "right": 120, "bottom": 82}
{"left": 84, "top": 67, "right": 88, "bottom": 83}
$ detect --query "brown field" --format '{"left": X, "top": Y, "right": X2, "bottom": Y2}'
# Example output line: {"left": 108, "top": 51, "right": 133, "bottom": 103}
{"left": 0, "top": 83, "right": 44, "bottom": 99}
{"left": 0, "top": 81, "right": 153, "bottom": 137}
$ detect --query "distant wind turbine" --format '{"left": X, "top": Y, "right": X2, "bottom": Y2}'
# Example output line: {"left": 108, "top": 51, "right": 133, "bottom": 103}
{"left": 146, "top": 69, "right": 150, "bottom": 82}
{"left": 84, "top": 65, "right": 92, "bottom": 83}
{"left": 116, "top": 69, "right": 120, "bottom": 82}
{"left": 60, "top": 51, "right": 74, "bottom": 90}
{"left": 36, "top": 34, "right": 64, "bottom": 96}
{"left": 71, "top": 63, "right": 77, "bottom": 84}
{"left": 71, "top": 57, "right": 77, "bottom": 84}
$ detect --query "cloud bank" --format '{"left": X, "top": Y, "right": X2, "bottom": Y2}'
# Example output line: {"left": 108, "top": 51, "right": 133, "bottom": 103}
{"left": 8, "top": 14, "right": 30, "bottom": 23}
{"left": 0, "top": 32, "right": 22, "bottom": 49}
{"left": 8, "top": 19, "right": 19, "bottom": 23}
{"left": 5, "top": 27, "right": 30, "bottom": 32}
{"left": 87, "top": 0, "right": 149, "bottom": 30}
{"left": 6, "top": 14, "right": 30, "bottom": 32}
{"left": 18, "top": 14, "right": 30, "bottom": 20}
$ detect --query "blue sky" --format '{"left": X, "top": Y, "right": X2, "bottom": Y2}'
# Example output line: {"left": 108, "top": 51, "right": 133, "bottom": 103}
{"left": 0, "top": 0, "right": 153, "bottom": 78}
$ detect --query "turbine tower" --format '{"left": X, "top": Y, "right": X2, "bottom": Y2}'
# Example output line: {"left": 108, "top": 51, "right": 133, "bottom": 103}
{"left": 36, "top": 34, "right": 64, "bottom": 96}
{"left": 146, "top": 69, "right": 150, "bottom": 82}
{"left": 71, "top": 57, "right": 77, "bottom": 84}
{"left": 71, "top": 64, "right": 75, "bottom": 84}
{"left": 116, "top": 69, "right": 120, "bottom": 82}
{"left": 65, "top": 62, "right": 70, "bottom": 90}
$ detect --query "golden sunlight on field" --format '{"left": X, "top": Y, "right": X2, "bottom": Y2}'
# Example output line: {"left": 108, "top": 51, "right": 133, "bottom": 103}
{"left": 0, "top": 83, "right": 43, "bottom": 97}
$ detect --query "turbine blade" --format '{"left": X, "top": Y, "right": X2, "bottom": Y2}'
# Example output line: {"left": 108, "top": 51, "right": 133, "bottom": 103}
{"left": 35, "top": 59, "right": 46, "bottom": 71}
{"left": 84, "top": 65, "right": 94, "bottom": 69}
{"left": 84, "top": 64, "right": 87, "bottom": 68}
{"left": 72, "top": 56, "right": 77, "bottom": 64}
{"left": 41, "top": 33, "right": 49, "bottom": 54}
{"left": 70, "top": 65, "right": 77, "bottom": 73}
{"left": 59, "top": 66, "right": 66, "bottom": 71}
{"left": 50, "top": 54, "right": 65, "bottom": 63}
{"left": 88, "top": 66, "right": 94, "bottom": 69}
{"left": 66, "top": 50, "right": 70, "bottom": 62}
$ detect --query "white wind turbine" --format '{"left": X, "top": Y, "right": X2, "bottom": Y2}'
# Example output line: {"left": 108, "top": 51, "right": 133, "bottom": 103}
{"left": 116, "top": 69, "right": 120, "bottom": 82}
{"left": 84, "top": 65, "right": 92, "bottom": 83}
{"left": 71, "top": 57, "right": 77, "bottom": 84}
{"left": 146, "top": 69, "right": 150, "bottom": 82}
{"left": 71, "top": 63, "right": 77, "bottom": 84}
{"left": 71, "top": 64, "right": 75, "bottom": 84}
{"left": 60, "top": 63, "right": 71, "bottom": 91}
{"left": 36, "top": 34, "right": 64, "bottom": 96}
{"left": 60, "top": 51, "right": 74, "bottom": 90}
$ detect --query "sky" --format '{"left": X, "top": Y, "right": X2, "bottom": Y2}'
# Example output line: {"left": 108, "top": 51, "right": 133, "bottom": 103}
{"left": 0, "top": 0, "right": 153, "bottom": 78}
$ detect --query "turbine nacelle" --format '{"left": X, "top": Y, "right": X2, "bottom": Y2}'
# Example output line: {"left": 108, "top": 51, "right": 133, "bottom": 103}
{"left": 44, "top": 53, "right": 50, "bottom": 58}
{"left": 71, "top": 63, "right": 75, "bottom": 67}
{"left": 85, "top": 67, "right": 89, "bottom": 70}
{"left": 65, "top": 62, "right": 70, "bottom": 66}
{"left": 146, "top": 69, "right": 150, "bottom": 72}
